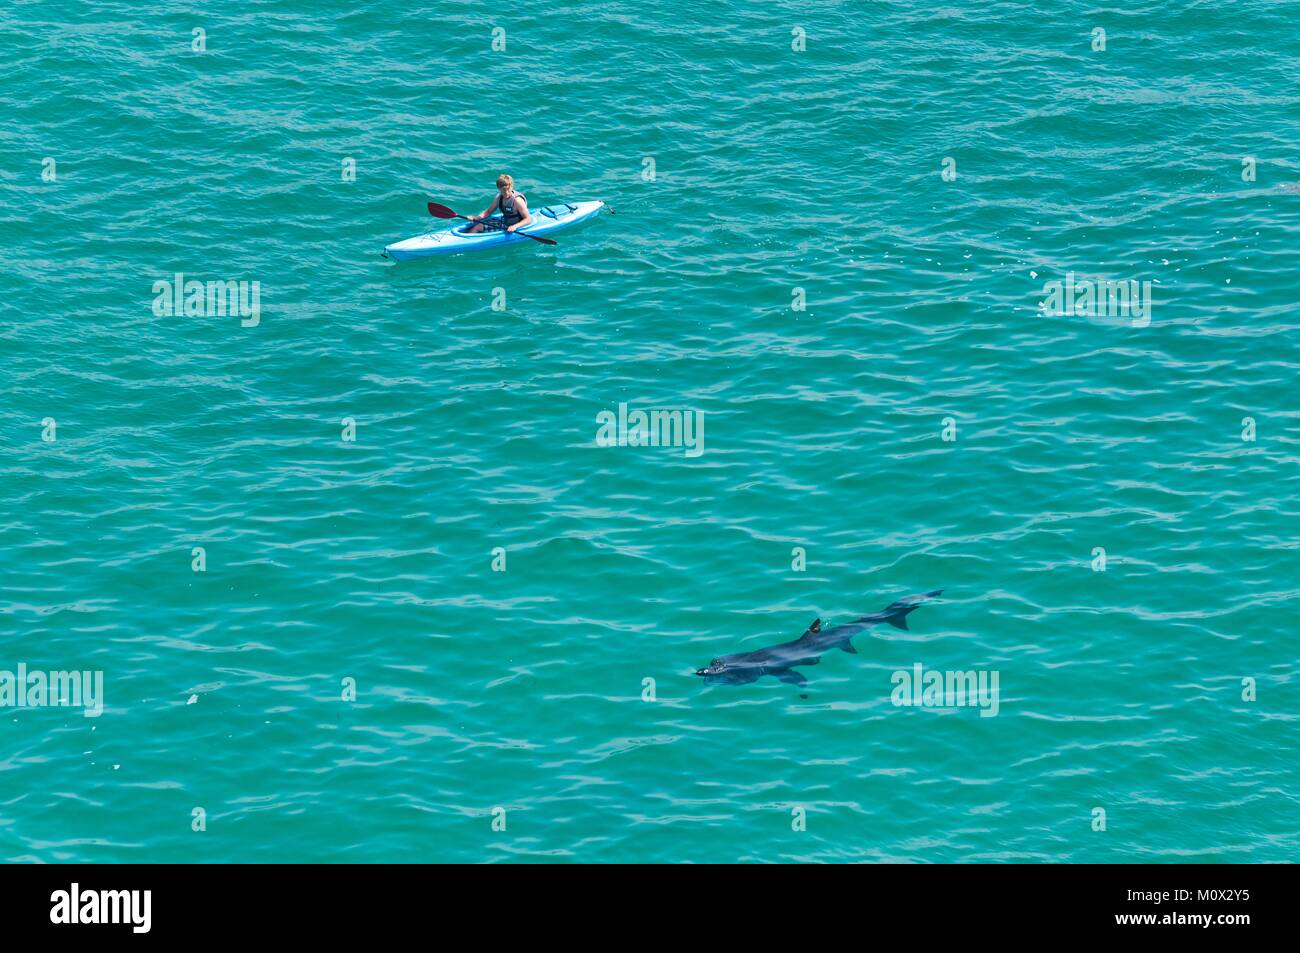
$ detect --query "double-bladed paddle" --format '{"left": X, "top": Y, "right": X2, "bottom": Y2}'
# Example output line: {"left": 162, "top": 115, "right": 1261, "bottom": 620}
{"left": 427, "top": 201, "right": 557, "bottom": 245}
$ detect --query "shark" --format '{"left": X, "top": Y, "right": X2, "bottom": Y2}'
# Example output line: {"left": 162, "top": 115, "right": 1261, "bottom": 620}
{"left": 694, "top": 590, "right": 943, "bottom": 686}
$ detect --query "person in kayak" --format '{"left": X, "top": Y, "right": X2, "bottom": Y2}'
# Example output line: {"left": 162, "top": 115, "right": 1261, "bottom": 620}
{"left": 467, "top": 175, "right": 533, "bottom": 234}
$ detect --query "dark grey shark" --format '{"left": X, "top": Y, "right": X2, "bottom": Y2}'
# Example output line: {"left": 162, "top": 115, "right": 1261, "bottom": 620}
{"left": 694, "top": 590, "right": 943, "bottom": 686}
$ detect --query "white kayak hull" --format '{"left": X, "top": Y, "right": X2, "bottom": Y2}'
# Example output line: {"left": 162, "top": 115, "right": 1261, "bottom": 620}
{"left": 385, "top": 200, "right": 604, "bottom": 260}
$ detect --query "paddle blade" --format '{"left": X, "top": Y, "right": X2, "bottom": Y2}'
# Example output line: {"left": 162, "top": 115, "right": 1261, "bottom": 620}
{"left": 527, "top": 234, "right": 557, "bottom": 246}
{"left": 427, "top": 202, "right": 458, "bottom": 219}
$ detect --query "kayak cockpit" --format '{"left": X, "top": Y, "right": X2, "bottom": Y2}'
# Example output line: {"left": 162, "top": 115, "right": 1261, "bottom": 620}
{"left": 450, "top": 222, "right": 503, "bottom": 237}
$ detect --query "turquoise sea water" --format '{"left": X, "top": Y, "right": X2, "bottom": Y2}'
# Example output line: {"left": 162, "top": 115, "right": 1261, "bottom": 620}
{"left": 2, "top": 1, "right": 1298, "bottom": 863}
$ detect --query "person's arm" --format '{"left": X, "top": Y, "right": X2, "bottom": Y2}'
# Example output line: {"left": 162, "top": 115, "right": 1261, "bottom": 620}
{"left": 504, "top": 196, "right": 532, "bottom": 232}
{"left": 474, "top": 195, "right": 502, "bottom": 221}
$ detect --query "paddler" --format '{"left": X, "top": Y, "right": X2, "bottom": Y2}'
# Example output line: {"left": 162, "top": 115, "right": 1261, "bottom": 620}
{"left": 467, "top": 174, "right": 533, "bottom": 234}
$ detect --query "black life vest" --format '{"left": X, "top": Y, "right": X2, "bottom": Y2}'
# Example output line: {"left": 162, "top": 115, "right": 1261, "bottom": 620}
{"left": 499, "top": 191, "right": 525, "bottom": 226}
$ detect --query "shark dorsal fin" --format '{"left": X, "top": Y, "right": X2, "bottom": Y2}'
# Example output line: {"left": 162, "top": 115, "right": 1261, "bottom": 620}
{"left": 808, "top": 618, "right": 821, "bottom": 633}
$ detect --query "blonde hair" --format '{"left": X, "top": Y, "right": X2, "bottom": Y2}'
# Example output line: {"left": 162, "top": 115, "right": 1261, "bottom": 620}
{"left": 496, "top": 174, "right": 514, "bottom": 189}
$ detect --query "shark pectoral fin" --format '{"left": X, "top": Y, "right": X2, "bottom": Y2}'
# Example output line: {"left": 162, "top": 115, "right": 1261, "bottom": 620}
{"left": 885, "top": 614, "right": 909, "bottom": 630}
{"left": 773, "top": 668, "right": 807, "bottom": 685}
{"left": 840, "top": 642, "right": 858, "bottom": 654}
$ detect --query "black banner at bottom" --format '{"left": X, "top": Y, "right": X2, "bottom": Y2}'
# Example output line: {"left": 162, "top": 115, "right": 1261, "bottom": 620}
{"left": 0, "top": 863, "right": 1276, "bottom": 939}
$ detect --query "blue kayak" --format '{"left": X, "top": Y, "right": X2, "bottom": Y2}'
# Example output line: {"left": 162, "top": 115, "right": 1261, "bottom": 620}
{"left": 384, "top": 200, "right": 604, "bottom": 260}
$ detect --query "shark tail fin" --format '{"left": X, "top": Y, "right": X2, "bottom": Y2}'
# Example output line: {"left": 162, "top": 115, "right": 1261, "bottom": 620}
{"left": 882, "top": 589, "right": 943, "bottom": 630}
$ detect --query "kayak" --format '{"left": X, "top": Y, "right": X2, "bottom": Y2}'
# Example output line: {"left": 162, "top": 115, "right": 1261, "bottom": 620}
{"left": 384, "top": 200, "right": 604, "bottom": 260}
